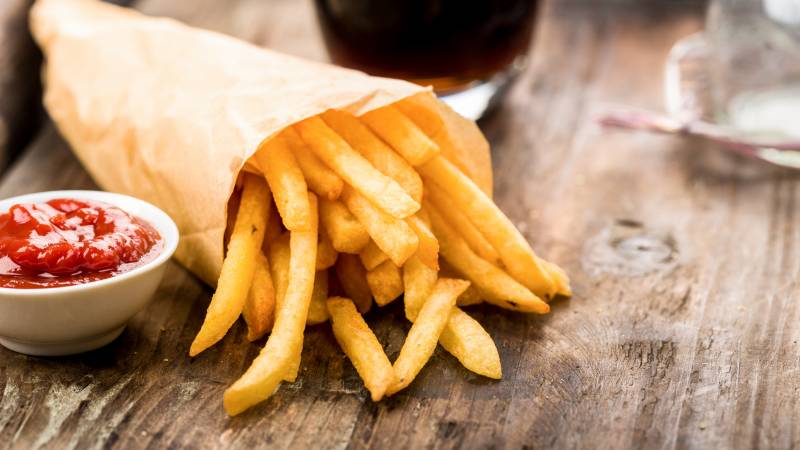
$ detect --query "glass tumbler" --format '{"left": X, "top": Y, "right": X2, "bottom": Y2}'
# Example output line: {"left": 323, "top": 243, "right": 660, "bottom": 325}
{"left": 313, "top": 0, "right": 539, "bottom": 120}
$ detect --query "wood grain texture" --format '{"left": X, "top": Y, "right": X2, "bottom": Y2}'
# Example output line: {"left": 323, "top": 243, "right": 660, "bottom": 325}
{"left": 6, "top": 0, "right": 800, "bottom": 449}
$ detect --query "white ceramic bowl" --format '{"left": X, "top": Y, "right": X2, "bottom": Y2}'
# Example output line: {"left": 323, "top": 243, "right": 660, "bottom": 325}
{"left": 0, "top": 190, "right": 179, "bottom": 356}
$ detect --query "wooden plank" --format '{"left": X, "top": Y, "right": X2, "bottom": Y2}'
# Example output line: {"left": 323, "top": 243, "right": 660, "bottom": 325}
{"left": 5, "top": 0, "right": 800, "bottom": 449}
{"left": 0, "top": 0, "right": 42, "bottom": 170}
{"left": 481, "top": 2, "right": 799, "bottom": 450}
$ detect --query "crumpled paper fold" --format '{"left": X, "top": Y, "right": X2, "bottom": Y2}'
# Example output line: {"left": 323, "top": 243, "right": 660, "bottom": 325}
{"left": 30, "top": 0, "right": 492, "bottom": 286}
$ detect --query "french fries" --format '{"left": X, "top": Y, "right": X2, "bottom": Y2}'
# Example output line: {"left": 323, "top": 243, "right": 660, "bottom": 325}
{"left": 456, "top": 283, "right": 483, "bottom": 307}
{"left": 327, "top": 297, "right": 395, "bottom": 401}
{"left": 190, "top": 175, "right": 269, "bottom": 356}
{"left": 334, "top": 253, "right": 372, "bottom": 314}
{"left": 195, "top": 102, "right": 570, "bottom": 415}
{"left": 426, "top": 187, "right": 499, "bottom": 265}
{"left": 402, "top": 255, "right": 437, "bottom": 322}
{"left": 223, "top": 194, "right": 318, "bottom": 415}
{"left": 341, "top": 186, "right": 418, "bottom": 267}
{"left": 440, "top": 258, "right": 483, "bottom": 306}
{"left": 316, "top": 230, "right": 338, "bottom": 270}
{"left": 318, "top": 198, "right": 370, "bottom": 254}
{"left": 359, "top": 240, "right": 389, "bottom": 271}
{"left": 428, "top": 205, "right": 550, "bottom": 314}
{"left": 540, "top": 258, "right": 572, "bottom": 297}
{"left": 405, "top": 215, "right": 439, "bottom": 270}
{"left": 360, "top": 105, "right": 440, "bottom": 166}
{"left": 307, "top": 270, "right": 330, "bottom": 325}
{"left": 366, "top": 260, "right": 403, "bottom": 306}
{"left": 395, "top": 97, "right": 443, "bottom": 137}
{"left": 396, "top": 96, "right": 494, "bottom": 197}
{"left": 388, "top": 278, "right": 469, "bottom": 395}
{"left": 265, "top": 233, "right": 301, "bottom": 382}
{"left": 242, "top": 252, "right": 276, "bottom": 341}
{"left": 439, "top": 308, "right": 501, "bottom": 379}
{"left": 281, "top": 127, "right": 344, "bottom": 201}
{"left": 402, "top": 256, "right": 497, "bottom": 378}
{"left": 267, "top": 233, "right": 290, "bottom": 302}
{"left": 420, "top": 156, "right": 561, "bottom": 297}
{"left": 258, "top": 134, "right": 311, "bottom": 231}
{"left": 322, "top": 110, "right": 423, "bottom": 203}
{"left": 294, "top": 117, "right": 419, "bottom": 219}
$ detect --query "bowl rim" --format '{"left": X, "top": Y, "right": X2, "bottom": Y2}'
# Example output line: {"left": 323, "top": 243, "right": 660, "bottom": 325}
{"left": 0, "top": 190, "right": 179, "bottom": 296}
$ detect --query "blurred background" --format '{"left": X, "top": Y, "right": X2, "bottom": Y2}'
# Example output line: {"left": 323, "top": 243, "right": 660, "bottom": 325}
{"left": 1, "top": 0, "right": 713, "bottom": 173}
{"left": 10, "top": 0, "right": 800, "bottom": 171}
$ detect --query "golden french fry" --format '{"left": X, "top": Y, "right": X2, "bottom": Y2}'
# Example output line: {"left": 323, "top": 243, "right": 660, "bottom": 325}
{"left": 267, "top": 233, "right": 301, "bottom": 381}
{"left": 285, "top": 355, "right": 301, "bottom": 383}
{"left": 402, "top": 255, "right": 437, "bottom": 322}
{"left": 267, "top": 233, "right": 290, "bottom": 300}
{"left": 405, "top": 215, "right": 439, "bottom": 271}
{"left": 341, "top": 186, "right": 418, "bottom": 267}
{"left": 456, "top": 284, "right": 483, "bottom": 307}
{"left": 307, "top": 270, "right": 330, "bottom": 325}
{"left": 359, "top": 105, "right": 440, "bottom": 166}
{"left": 316, "top": 230, "right": 338, "bottom": 270}
{"left": 359, "top": 240, "right": 389, "bottom": 271}
{"left": 388, "top": 278, "right": 469, "bottom": 395}
{"left": 321, "top": 110, "right": 423, "bottom": 203}
{"left": 268, "top": 236, "right": 301, "bottom": 384}
{"left": 402, "top": 258, "right": 496, "bottom": 377}
{"left": 190, "top": 175, "right": 269, "bottom": 356}
{"left": 223, "top": 194, "right": 319, "bottom": 415}
{"left": 281, "top": 127, "right": 344, "bottom": 200}
{"left": 319, "top": 197, "right": 370, "bottom": 254}
{"left": 258, "top": 134, "right": 311, "bottom": 231}
{"left": 420, "top": 156, "right": 560, "bottom": 297}
{"left": 242, "top": 252, "right": 276, "bottom": 341}
{"left": 294, "top": 117, "right": 419, "bottom": 218}
{"left": 366, "top": 260, "right": 403, "bottom": 306}
{"left": 335, "top": 253, "right": 373, "bottom": 314}
{"left": 395, "top": 95, "right": 494, "bottom": 197}
{"left": 540, "top": 258, "right": 572, "bottom": 297}
{"left": 425, "top": 187, "right": 499, "bottom": 265}
{"left": 439, "top": 259, "right": 483, "bottom": 307}
{"left": 428, "top": 205, "right": 549, "bottom": 314}
{"left": 439, "top": 308, "right": 501, "bottom": 379}
{"left": 394, "top": 97, "right": 443, "bottom": 137}
{"left": 327, "top": 296, "right": 396, "bottom": 401}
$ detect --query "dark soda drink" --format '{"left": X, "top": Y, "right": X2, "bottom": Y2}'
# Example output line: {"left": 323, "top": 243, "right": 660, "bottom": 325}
{"left": 314, "top": 0, "right": 538, "bottom": 94}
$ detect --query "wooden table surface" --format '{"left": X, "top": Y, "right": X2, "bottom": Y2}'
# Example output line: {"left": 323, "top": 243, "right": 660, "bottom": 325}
{"left": 3, "top": 1, "right": 798, "bottom": 449}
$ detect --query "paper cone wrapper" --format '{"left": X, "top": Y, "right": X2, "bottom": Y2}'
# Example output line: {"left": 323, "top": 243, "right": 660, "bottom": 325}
{"left": 30, "top": 0, "right": 493, "bottom": 286}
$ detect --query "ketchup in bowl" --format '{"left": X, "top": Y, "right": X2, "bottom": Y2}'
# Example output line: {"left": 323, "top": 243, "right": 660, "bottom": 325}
{"left": 0, "top": 198, "right": 163, "bottom": 288}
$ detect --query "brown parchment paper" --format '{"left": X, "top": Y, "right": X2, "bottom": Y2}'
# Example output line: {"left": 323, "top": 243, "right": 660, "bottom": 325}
{"left": 30, "top": 0, "right": 492, "bottom": 287}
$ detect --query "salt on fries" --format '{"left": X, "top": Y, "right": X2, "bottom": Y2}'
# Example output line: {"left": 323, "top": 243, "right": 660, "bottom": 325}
{"left": 191, "top": 103, "right": 571, "bottom": 415}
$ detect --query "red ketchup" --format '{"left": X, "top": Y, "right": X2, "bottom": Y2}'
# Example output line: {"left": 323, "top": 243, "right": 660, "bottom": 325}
{"left": 0, "top": 198, "right": 162, "bottom": 288}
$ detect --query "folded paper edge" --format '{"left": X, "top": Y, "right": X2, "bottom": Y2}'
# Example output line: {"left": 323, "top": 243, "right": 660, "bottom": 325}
{"left": 31, "top": 0, "right": 494, "bottom": 288}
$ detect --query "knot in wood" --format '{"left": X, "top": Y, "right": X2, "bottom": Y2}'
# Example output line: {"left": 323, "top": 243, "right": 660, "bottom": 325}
{"left": 582, "top": 219, "right": 679, "bottom": 277}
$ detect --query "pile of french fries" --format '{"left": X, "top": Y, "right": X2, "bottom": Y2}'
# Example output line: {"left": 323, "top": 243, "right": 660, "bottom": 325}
{"left": 189, "top": 102, "right": 571, "bottom": 416}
